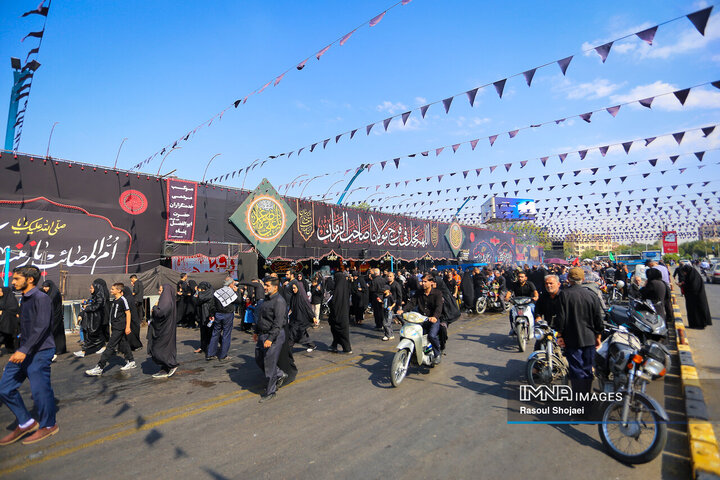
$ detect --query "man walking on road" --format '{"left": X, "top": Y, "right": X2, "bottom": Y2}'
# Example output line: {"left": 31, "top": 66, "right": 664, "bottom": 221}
{"left": 0, "top": 266, "right": 58, "bottom": 445}
{"left": 254, "top": 276, "right": 288, "bottom": 403}
{"left": 207, "top": 279, "right": 243, "bottom": 362}
{"left": 556, "top": 267, "right": 603, "bottom": 413}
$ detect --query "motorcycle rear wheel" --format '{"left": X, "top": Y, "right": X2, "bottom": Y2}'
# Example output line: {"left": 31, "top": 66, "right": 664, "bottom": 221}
{"left": 526, "top": 354, "right": 568, "bottom": 386}
{"left": 598, "top": 395, "right": 667, "bottom": 464}
{"left": 475, "top": 297, "right": 487, "bottom": 314}
{"left": 390, "top": 348, "right": 411, "bottom": 387}
{"left": 515, "top": 324, "right": 526, "bottom": 352}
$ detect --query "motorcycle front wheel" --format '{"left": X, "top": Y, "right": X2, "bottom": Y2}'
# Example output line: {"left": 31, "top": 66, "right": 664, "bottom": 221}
{"left": 390, "top": 348, "right": 411, "bottom": 387}
{"left": 598, "top": 395, "right": 668, "bottom": 464}
{"left": 475, "top": 297, "right": 487, "bottom": 314}
{"left": 526, "top": 354, "right": 568, "bottom": 386}
{"left": 515, "top": 324, "right": 527, "bottom": 352}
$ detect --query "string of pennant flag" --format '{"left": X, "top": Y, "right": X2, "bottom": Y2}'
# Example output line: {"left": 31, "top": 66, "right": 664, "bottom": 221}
{"left": 129, "top": 0, "right": 413, "bottom": 171}
{"left": 307, "top": 124, "right": 719, "bottom": 200}
{"left": 279, "top": 82, "right": 718, "bottom": 194}
{"left": 198, "top": 6, "right": 716, "bottom": 184}
{"left": 11, "top": 0, "right": 52, "bottom": 151}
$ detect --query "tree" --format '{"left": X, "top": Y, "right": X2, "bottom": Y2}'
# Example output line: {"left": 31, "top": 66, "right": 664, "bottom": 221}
{"left": 581, "top": 248, "right": 603, "bottom": 260}
{"left": 663, "top": 253, "right": 680, "bottom": 264}
{"left": 349, "top": 202, "right": 371, "bottom": 211}
{"left": 679, "top": 240, "right": 720, "bottom": 259}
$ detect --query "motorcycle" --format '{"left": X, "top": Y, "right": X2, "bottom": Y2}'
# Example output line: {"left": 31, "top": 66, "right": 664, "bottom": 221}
{"left": 475, "top": 283, "right": 510, "bottom": 314}
{"left": 594, "top": 326, "right": 671, "bottom": 464}
{"left": 606, "top": 296, "right": 667, "bottom": 343}
{"left": 390, "top": 312, "right": 438, "bottom": 387}
{"left": 510, "top": 296, "right": 534, "bottom": 352}
{"left": 602, "top": 280, "right": 625, "bottom": 306}
{"left": 526, "top": 320, "right": 568, "bottom": 386}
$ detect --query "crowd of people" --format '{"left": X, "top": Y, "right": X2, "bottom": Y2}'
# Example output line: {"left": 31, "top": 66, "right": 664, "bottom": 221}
{"left": 0, "top": 255, "right": 713, "bottom": 445}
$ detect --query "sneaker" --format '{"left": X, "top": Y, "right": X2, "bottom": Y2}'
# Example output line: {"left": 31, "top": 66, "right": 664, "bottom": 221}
{"left": 433, "top": 355, "right": 442, "bottom": 365}
{"left": 21, "top": 424, "right": 59, "bottom": 445}
{"left": 120, "top": 360, "right": 136, "bottom": 371}
{"left": 258, "top": 393, "right": 276, "bottom": 403}
{"left": 382, "top": 336, "right": 390, "bottom": 341}
{"left": 152, "top": 371, "right": 169, "bottom": 378}
{"left": 96, "top": 347, "right": 106, "bottom": 355}
{"left": 276, "top": 372, "right": 289, "bottom": 389}
{"left": 388, "top": 336, "right": 395, "bottom": 340}
{"left": 205, "top": 356, "right": 216, "bottom": 361}
{"left": 73, "top": 351, "right": 85, "bottom": 358}
{"left": 85, "top": 365, "right": 103, "bottom": 376}
{"left": 51, "top": 354, "right": 57, "bottom": 362}
{"left": 306, "top": 345, "right": 317, "bottom": 352}
{"left": 344, "top": 350, "right": 353, "bottom": 355}
{"left": 0, "top": 420, "right": 38, "bottom": 446}
{"left": 167, "top": 367, "right": 178, "bottom": 377}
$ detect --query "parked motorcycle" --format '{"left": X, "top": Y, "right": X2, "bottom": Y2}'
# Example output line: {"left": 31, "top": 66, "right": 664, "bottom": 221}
{"left": 390, "top": 312, "right": 438, "bottom": 387}
{"left": 606, "top": 296, "right": 667, "bottom": 343}
{"left": 594, "top": 326, "right": 671, "bottom": 464}
{"left": 526, "top": 320, "right": 568, "bottom": 386}
{"left": 475, "top": 284, "right": 510, "bottom": 314}
{"left": 510, "top": 296, "right": 534, "bottom": 352}
{"left": 602, "top": 280, "right": 625, "bottom": 306}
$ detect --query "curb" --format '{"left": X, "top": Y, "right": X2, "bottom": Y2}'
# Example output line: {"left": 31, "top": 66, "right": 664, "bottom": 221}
{"left": 672, "top": 293, "right": 720, "bottom": 479}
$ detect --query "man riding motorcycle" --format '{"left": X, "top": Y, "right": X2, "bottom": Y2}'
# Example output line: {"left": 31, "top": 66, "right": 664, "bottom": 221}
{"left": 397, "top": 273, "right": 444, "bottom": 365}
{"left": 506, "top": 271, "right": 538, "bottom": 335}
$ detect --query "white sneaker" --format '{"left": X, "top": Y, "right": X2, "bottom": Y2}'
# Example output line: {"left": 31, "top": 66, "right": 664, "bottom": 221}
{"left": 388, "top": 336, "right": 395, "bottom": 340}
{"left": 382, "top": 336, "right": 389, "bottom": 341}
{"left": 152, "top": 371, "right": 169, "bottom": 378}
{"left": 120, "top": 360, "right": 136, "bottom": 371}
{"left": 85, "top": 365, "right": 103, "bottom": 376}
{"left": 167, "top": 367, "right": 178, "bottom": 377}
{"left": 73, "top": 351, "right": 85, "bottom": 358}
{"left": 51, "top": 355, "right": 57, "bottom": 362}
{"left": 96, "top": 347, "right": 106, "bottom": 355}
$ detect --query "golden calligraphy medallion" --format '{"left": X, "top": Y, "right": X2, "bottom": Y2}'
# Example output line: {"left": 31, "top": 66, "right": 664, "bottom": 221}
{"left": 247, "top": 196, "right": 286, "bottom": 241}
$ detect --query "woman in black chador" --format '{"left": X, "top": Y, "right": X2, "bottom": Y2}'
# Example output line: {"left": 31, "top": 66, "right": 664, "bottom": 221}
{"left": 288, "top": 280, "right": 317, "bottom": 352}
{"left": 328, "top": 271, "right": 352, "bottom": 353}
{"left": 122, "top": 285, "right": 144, "bottom": 351}
{"left": 678, "top": 264, "right": 712, "bottom": 329}
{"left": 0, "top": 286, "right": 20, "bottom": 354}
{"left": 640, "top": 268, "right": 674, "bottom": 323}
{"left": 42, "top": 280, "right": 66, "bottom": 356}
{"left": 74, "top": 279, "right": 108, "bottom": 357}
{"left": 148, "top": 284, "right": 179, "bottom": 378}
{"left": 461, "top": 268, "right": 475, "bottom": 312}
{"left": 94, "top": 278, "right": 112, "bottom": 343}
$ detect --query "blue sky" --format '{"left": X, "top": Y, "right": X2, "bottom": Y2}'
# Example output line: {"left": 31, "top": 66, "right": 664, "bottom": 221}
{"left": 1, "top": 0, "right": 719, "bottom": 240}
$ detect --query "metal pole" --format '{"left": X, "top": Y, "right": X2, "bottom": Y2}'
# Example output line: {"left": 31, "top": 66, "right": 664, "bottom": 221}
{"left": 321, "top": 180, "right": 345, "bottom": 200}
{"left": 112, "top": 137, "right": 128, "bottom": 169}
{"left": 337, "top": 164, "right": 367, "bottom": 205}
{"left": 156, "top": 146, "right": 182, "bottom": 176}
{"left": 241, "top": 159, "right": 260, "bottom": 190}
{"left": 299, "top": 175, "right": 323, "bottom": 199}
{"left": 3, "top": 247, "right": 9, "bottom": 287}
{"left": 4, "top": 66, "right": 22, "bottom": 150}
{"left": 46, "top": 121, "right": 59, "bottom": 158}
{"left": 202, "top": 153, "right": 222, "bottom": 182}
{"left": 284, "top": 174, "right": 309, "bottom": 195}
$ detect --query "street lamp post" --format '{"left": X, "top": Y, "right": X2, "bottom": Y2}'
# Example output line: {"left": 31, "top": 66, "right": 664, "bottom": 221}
{"left": 321, "top": 180, "right": 345, "bottom": 201}
{"left": 299, "top": 175, "right": 323, "bottom": 199}
{"left": 156, "top": 146, "right": 182, "bottom": 176}
{"left": 241, "top": 159, "right": 260, "bottom": 190}
{"left": 284, "top": 174, "right": 309, "bottom": 195}
{"left": 202, "top": 153, "right": 222, "bottom": 182}
{"left": 45, "top": 122, "right": 59, "bottom": 158}
{"left": 113, "top": 137, "right": 128, "bottom": 169}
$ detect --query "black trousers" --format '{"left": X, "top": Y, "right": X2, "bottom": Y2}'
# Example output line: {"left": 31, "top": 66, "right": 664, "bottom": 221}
{"left": 255, "top": 329, "right": 286, "bottom": 396}
{"left": 372, "top": 299, "right": 384, "bottom": 328}
{"left": 0, "top": 332, "right": 16, "bottom": 353}
{"left": 98, "top": 327, "right": 133, "bottom": 368}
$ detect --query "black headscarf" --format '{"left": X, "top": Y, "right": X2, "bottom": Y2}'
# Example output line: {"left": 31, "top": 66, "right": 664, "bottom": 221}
{"left": 93, "top": 278, "right": 111, "bottom": 324}
{"left": 42, "top": 279, "right": 67, "bottom": 353}
{"left": 0, "top": 286, "right": 20, "bottom": 336}
{"left": 42, "top": 280, "right": 63, "bottom": 320}
{"left": 289, "top": 279, "right": 315, "bottom": 327}
{"left": 329, "top": 272, "right": 350, "bottom": 323}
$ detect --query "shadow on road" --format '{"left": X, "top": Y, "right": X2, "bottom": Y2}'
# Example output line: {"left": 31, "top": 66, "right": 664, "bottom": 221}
{"left": 470, "top": 331, "right": 521, "bottom": 353}
{"left": 226, "top": 354, "right": 266, "bottom": 395}
{"left": 354, "top": 350, "right": 395, "bottom": 388}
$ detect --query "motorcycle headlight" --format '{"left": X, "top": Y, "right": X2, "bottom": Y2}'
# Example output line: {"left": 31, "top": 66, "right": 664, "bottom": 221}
{"left": 534, "top": 328, "right": 544, "bottom": 341}
{"left": 643, "top": 358, "right": 666, "bottom": 377}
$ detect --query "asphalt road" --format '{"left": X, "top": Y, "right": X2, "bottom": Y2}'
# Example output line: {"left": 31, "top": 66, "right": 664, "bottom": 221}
{"left": 0, "top": 307, "right": 692, "bottom": 480}
{"left": 679, "top": 277, "right": 720, "bottom": 440}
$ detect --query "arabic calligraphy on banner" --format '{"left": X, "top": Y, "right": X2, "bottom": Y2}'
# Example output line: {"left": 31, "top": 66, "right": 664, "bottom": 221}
{"left": 171, "top": 254, "right": 237, "bottom": 273}
{"left": 315, "top": 207, "right": 428, "bottom": 248}
{"left": 165, "top": 179, "right": 197, "bottom": 242}
{"left": 11, "top": 217, "right": 67, "bottom": 236}
{"left": 0, "top": 202, "right": 131, "bottom": 275}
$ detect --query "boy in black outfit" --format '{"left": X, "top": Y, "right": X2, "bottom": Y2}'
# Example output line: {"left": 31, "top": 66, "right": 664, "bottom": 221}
{"left": 85, "top": 282, "right": 135, "bottom": 376}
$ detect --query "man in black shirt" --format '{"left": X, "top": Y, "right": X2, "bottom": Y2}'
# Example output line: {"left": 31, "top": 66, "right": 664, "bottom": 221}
{"left": 254, "top": 276, "right": 288, "bottom": 403}
{"left": 130, "top": 274, "right": 144, "bottom": 323}
{"left": 398, "top": 274, "right": 444, "bottom": 365}
{"left": 369, "top": 269, "right": 388, "bottom": 330}
{"left": 556, "top": 268, "right": 603, "bottom": 404}
{"left": 387, "top": 272, "right": 403, "bottom": 323}
{"left": 533, "top": 274, "right": 562, "bottom": 351}
{"left": 176, "top": 273, "right": 189, "bottom": 327}
{"left": 506, "top": 271, "right": 538, "bottom": 335}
